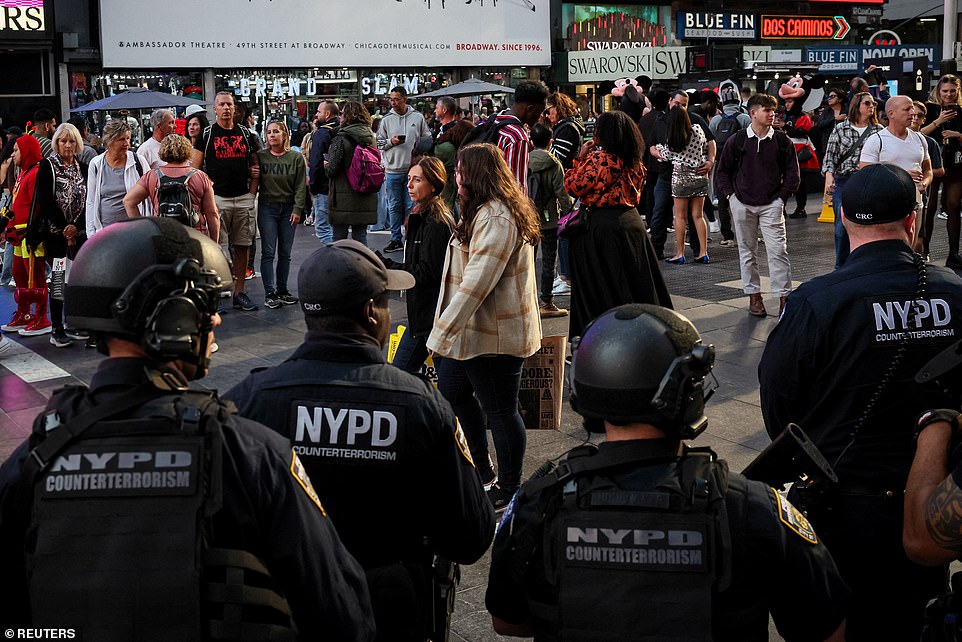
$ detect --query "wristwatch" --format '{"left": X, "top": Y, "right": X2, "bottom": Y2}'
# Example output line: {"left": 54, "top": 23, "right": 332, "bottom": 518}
{"left": 914, "top": 409, "right": 962, "bottom": 442}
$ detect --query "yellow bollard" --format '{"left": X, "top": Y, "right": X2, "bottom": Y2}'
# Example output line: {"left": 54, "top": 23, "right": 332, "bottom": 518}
{"left": 817, "top": 185, "right": 835, "bottom": 223}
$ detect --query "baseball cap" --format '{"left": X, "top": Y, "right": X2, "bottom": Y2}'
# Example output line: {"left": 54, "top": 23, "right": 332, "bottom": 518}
{"left": 184, "top": 104, "right": 205, "bottom": 117}
{"left": 297, "top": 240, "right": 415, "bottom": 314}
{"left": 841, "top": 164, "right": 917, "bottom": 225}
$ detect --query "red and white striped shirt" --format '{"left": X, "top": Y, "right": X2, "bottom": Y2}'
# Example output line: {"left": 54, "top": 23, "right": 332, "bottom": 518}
{"left": 493, "top": 111, "right": 532, "bottom": 194}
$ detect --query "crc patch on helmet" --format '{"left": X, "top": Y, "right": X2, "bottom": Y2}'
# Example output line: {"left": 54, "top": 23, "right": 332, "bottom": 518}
{"left": 290, "top": 450, "right": 327, "bottom": 516}
{"left": 454, "top": 419, "right": 475, "bottom": 468}
{"left": 289, "top": 399, "right": 405, "bottom": 466}
{"left": 772, "top": 488, "right": 817, "bottom": 544}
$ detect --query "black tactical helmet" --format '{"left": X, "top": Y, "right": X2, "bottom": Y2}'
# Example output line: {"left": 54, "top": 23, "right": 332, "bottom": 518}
{"left": 65, "top": 218, "right": 231, "bottom": 371}
{"left": 569, "top": 304, "right": 715, "bottom": 438}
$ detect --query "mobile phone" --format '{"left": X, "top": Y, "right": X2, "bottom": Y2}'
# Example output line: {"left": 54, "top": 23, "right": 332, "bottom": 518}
{"left": 397, "top": 135, "right": 407, "bottom": 143}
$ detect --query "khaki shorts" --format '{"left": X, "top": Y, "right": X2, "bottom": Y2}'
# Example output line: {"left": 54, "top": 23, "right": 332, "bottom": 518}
{"left": 215, "top": 193, "right": 256, "bottom": 247}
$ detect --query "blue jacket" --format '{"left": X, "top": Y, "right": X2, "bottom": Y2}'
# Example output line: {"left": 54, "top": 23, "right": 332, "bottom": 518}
{"left": 308, "top": 118, "right": 339, "bottom": 196}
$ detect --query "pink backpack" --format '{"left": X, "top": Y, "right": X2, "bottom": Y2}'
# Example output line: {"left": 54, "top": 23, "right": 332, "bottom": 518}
{"left": 347, "top": 143, "right": 385, "bottom": 194}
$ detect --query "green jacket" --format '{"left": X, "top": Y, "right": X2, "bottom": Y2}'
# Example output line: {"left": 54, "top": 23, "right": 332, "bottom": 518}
{"left": 434, "top": 140, "right": 457, "bottom": 210}
{"left": 528, "top": 149, "right": 571, "bottom": 231}
{"left": 326, "top": 123, "right": 378, "bottom": 226}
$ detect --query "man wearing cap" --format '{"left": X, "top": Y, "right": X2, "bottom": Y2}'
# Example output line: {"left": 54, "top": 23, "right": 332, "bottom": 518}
{"left": 223, "top": 239, "right": 496, "bottom": 642}
{"left": 759, "top": 163, "right": 962, "bottom": 641}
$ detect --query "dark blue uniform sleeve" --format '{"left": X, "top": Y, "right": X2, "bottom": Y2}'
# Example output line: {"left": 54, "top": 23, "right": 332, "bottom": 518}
{"left": 225, "top": 418, "right": 376, "bottom": 641}
{"left": 758, "top": 296, "right": 818, "bottom": 440}
{"left": 423, "top": 390, "right": 496, "bottom": 563}
{"left": 0, "top": 440, "right": 32, "bottom": 625}
{"left": 746, "top": 482, "right": 849, "bottom": 642}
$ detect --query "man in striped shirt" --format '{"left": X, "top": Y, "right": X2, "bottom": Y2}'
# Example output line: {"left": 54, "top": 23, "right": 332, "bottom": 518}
{"left": 490, "top": 80, "right": 549, "bottom": 192}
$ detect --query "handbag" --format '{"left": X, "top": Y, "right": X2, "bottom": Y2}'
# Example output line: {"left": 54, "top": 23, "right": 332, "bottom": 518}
{"left": 796, "top": 143, "right": 814, "bottom": 163}
{"left": 557, "top": 200, "right": 586, "bottom": 238}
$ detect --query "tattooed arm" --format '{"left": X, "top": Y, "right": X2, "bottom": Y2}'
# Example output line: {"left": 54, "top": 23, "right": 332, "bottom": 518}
{"left": 904, "top": 421, "right": 962, "bottom": 565}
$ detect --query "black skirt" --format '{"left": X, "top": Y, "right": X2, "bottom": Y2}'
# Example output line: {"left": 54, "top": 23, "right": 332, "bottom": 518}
{"left": 568, "top": 206, "right": 673, "bottom": 338}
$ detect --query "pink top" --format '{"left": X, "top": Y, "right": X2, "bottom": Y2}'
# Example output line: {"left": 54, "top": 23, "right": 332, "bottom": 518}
{"left": 136, "top": 165, "right": 217, "bottom": 234}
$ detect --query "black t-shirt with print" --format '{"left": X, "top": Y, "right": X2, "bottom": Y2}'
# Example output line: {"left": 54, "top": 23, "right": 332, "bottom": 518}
{"left": 195, "top": 123, "right": 262, "bottom": 197}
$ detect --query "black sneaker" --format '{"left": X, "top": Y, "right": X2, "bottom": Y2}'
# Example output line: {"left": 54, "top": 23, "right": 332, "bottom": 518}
{"left": 49, "top": 328, "right": 71, "bottom": 348}
{"left": 264, "top": 290, "right": 281, "bottom": 309}
{"left": 233, "top": 292, "right": 259, "bottom": 311}
{"left": 487, "top": 484, "right": 515, "bottom": 513}
{"left": 383, "top": 240, "right": 404, "bottom": 253}
{"left": 64, "top": 328, "right": 89, "bottom": 341}
{"left": 278, "top": 291, "right": 299, "bottom": 306}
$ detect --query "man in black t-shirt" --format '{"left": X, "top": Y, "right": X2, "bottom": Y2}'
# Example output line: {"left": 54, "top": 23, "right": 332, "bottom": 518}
{"left": 191, "top": 91, "right": 262, "bottom": 311}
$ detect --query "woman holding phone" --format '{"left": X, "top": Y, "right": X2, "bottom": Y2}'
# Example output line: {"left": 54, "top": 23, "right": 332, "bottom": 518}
{"left": 922, "top": 74, "right": 962, "bottom": 266}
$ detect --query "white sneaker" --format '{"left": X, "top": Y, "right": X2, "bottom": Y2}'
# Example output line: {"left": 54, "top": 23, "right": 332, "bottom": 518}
{"left": 552, "top": 280, "right": 571, "bottom": 296}
{"left": 709, "top": 220, "right": 721, "bottom": 234}
{"left": 938, "top": 211, "right": 949, "bottom": 220}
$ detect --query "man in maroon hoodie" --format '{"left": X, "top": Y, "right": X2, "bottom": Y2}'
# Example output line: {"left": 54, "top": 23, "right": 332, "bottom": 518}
{"left": 1, "top": 134, "right": 49, "bottom": 336}
{"left": 716, "top": 93, "right": 800, "bottom": 318}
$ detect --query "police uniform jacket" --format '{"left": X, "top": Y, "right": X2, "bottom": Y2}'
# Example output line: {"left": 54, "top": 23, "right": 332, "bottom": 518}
{"left": 485, "top": 439, "right": 849, "bottom": 642}
{"left": 759, "top": 240, "right": 962, "bottom": 490}
{"left": 0, "top": 358, "right": 375, "bottom": 641}
{"left": 223, "top": 331, "right": 496, "bottom": 569}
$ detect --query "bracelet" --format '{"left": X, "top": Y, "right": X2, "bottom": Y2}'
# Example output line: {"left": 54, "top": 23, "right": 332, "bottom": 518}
{"left": 915, "top": 409, "right": 962, "bottom": 442}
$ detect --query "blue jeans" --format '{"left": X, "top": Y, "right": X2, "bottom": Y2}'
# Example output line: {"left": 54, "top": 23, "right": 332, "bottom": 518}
{"left": 373, "top": 181, "right": 390, "bottom": 231}
{"left": 437, "top": 354, "right": 526, "bottom": 491}
{"left": 332, "top": 224, "right": 368, "bottom": 247}
{"left": 832, "top": 175, "right": 850, "bottom": 269}
{"left": 392, "top": 330, "right": 428, "bottom": 374}
{"left": 385, "top": 172, "right": 413, "bottom": 242}
{"left": 650, "top": 171, "right": 673, "bottom": 257}
{"left": 1, "top": 241, "right": 13, "bottom": 285}
{"left": 258, "top": 202, "right": 296, "bottom": 293}
{"left": 557, "top": 237, "right": 569, "bottom": 280}
{"left": 313, "top": 193, "right": 333, "bottom": 244}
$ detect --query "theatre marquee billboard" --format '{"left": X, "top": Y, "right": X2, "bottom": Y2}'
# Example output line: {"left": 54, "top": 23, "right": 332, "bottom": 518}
{"left": 100, "top": 0, "right": 551, "bottom": 68}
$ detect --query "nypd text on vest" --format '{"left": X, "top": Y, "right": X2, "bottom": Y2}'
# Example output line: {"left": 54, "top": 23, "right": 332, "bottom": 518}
{"left": 45, "top": 448, "right": 194, "bottom": 495}
{"left": 566, "top": 526, "right": 706, "bottom": 569}
{"left": 292, "top": 400, "right": 405, "bottom": 462}
{"left": 872, "top": 297, "right": 955, "bottom": 343}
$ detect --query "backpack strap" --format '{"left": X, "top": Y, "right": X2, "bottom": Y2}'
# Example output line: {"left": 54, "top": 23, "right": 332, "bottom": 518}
{"left": 133, "top": 154, "right": 144, "bottom": 177}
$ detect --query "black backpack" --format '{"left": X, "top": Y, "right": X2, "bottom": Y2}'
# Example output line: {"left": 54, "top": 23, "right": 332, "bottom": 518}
{"left": 155, "top": 168, "right": 200, "bottom": 227}
{"left": 714, "top": 114, "right": 743, "bottom": 151}
{"left": 461, "top": 115, "right": 515, "bottom": 147}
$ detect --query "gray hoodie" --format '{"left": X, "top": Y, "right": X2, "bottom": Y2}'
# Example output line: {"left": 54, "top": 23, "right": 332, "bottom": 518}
{"left": 375, "top": 105, "right": 432, "bottom": 174}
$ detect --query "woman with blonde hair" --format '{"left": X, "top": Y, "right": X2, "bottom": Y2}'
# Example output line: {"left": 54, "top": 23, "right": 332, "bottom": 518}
{"left": 87, "top": 118, "right": 149, "bottom": 236}
{"left": 922, "top": 74, "right": 962, "bottom": 266}
{"left": 26, "top": 123, "right": 89, "bottom": 346}
{"left": 428, "top": 143, "right": 542, "bottom": 510}
{"left": 123, "top": 133, "right": 219, "bottom": 241}
{"left": 383, "top": 156, "right": 456, "bottom": 374}
{"left": 255, "top": 120, "right": 306, "bottom": 309}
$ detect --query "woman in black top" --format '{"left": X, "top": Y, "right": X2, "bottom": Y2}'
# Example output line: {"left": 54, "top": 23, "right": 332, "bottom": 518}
{"left": 922, "top": 73, "right": 962, "bottom": 266}
{"left": 383, "top": 156, "right": 455, "bottom": 374}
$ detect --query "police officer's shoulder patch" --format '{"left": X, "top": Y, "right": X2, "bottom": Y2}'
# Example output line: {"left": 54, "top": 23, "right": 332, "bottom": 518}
{"left": 770, "top": 488, "right": 817, "bottom": 544}
{"left": 454, "top": 419, "right": 475, "bottom": 468}
{"left": 289, "top": 450, "right": 327, "bottom": 516}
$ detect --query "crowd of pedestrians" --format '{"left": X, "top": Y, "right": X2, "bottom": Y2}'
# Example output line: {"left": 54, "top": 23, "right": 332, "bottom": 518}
{"left": 9, "top": 71, "right": 962, "bottom": 640}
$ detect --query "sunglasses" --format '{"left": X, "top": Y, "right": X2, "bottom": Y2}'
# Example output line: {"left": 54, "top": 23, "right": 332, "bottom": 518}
{"left": 828, "top": 94, "right": 839, "bottom": 99}
{"left": 861, "top": 100, "right": 875, "bottom": 106}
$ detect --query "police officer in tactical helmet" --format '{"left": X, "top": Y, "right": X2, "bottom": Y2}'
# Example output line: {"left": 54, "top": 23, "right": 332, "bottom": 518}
{"left": 486, "top": 304, "right": 849, "bottom": 641}
{"left": 0, "top": 218, "right": 375, "bottom": 641}
{"left": 223, "top": 239, "right": 496, "bottom": 642}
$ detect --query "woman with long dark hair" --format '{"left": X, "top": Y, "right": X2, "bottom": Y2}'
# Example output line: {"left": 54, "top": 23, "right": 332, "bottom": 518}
{"left": 184, "top": 111, "right": 209, "bottom": 151}
{"left": 384, "top": 156, "right": 456, "bottom": 374}
{"left": 654, "top": 105, "right": 710, "bottom": 264}
{"left": 564, "top": 110, "right": 672, "bottom": 339}
{"left": 428, "top": 143, "right": 542, "bottom": 509}
{"left": 822, "top": 91, "right": 881, "bottom": 268}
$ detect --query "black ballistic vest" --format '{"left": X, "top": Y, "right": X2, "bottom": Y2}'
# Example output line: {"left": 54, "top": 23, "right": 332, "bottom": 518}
{"left": 533, "top": 446, "right": 731, "bottom": 642}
